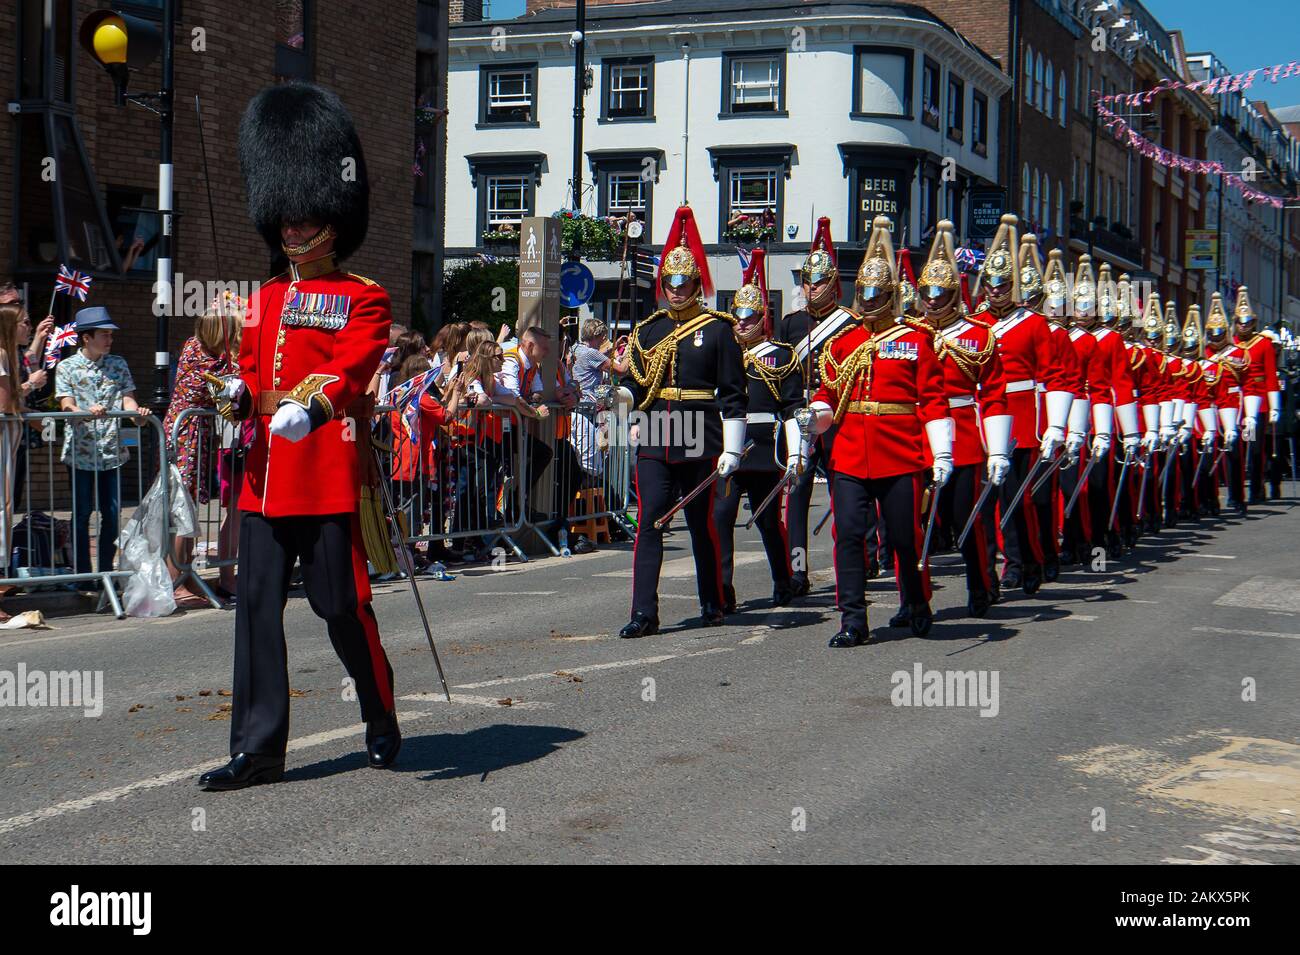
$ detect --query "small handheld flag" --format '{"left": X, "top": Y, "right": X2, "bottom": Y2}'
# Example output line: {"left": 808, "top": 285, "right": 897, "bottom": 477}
{"left": 44, "top": 323, "right": 79, "bottom": 369}
{"left": 54, "top": 265, "right": 93, "bottom": 301}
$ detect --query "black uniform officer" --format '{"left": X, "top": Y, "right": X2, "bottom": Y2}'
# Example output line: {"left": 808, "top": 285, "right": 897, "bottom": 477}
{"left": 712, "top": 248, "right": 805, "bottom": 611}
{"left": 618, "top": 206, "right": 747, "bottom": 638}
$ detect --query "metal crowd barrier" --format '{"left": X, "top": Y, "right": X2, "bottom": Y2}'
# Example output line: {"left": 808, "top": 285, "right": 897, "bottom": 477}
{"left": 0, "top": 409, "right": 169, "bottom": 619}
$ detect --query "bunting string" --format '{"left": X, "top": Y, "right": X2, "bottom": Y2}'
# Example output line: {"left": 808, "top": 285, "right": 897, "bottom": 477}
{"left": 1097, "top": 59, "right": 1300, "bottom": 108}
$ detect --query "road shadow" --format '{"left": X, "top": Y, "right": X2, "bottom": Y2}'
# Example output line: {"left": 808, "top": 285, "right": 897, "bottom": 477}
{"left": 286, "top": 724, "right": 586, "bottom": 784}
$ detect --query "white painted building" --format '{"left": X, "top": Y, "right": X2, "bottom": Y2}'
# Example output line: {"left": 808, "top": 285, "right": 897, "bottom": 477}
{"left": 446, "top": 0, "right": 1008, "bottom": 326}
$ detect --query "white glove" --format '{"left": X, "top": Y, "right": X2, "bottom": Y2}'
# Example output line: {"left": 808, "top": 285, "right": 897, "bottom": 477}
{"left": 925, "top": 418, "right": 954, "bottom": 488}
{"left": 783, "top": 417, "right": 806, "bottom": 475}
{"left": 1065, "top": 430, "right": 1086, "bottom": 458}
{"left": 1040, "top": 424, "right": 1065, "bottom": 458}
{"left": 717, "top": 417, "right": 746, "bottom": 476}
{"left": 216, "top": 377, "right": 245, "bottom": 402}
{"left": 1122, "top": 433, "right": 1140, "bottom": 455}
{"left": 1242, "top": 415, "right": 1257, "bottom": 443}
{"left": 986, "top": 453, "right": 1011, "bottom": 486}
{"left": 269, "top": 402, "right": 312, "bottom": 442}
{"left": 1141, "top": 430, "right": 1158, "bottom": 453}
{"left": 1201, "top": 431, "right": 1216, "bottom": 453}
{"left": 931, "top": 457, "right": 953, "bottom": 487}
{"left": 1177, "top": 426, "right": 1192, "bottom": 448}
{"left": 1158, "top": 425, "right": 1175, "bottom": 450}
{"left": 809, "top": 401, "right": 834, "bottom": 435}
{"left": 1269, "top": 408, "right": 1280, "bottom": 424}
{"left": 1091, "top": 432, "right": 1112, "bottom": 457}
{"left": 1223, "top": 428, "right": 1238, "bottom": 450}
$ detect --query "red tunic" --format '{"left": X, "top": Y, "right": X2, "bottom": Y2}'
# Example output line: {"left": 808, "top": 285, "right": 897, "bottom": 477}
{"left": 971, "top": 305, "right": 1073, "bottom": 448}
{"left": 1091, "top": 328, "right": 1138, "bottom": 408}
{"left": 916, "top": 317, "right": 1008, "bottom": 467}
{"left": 812, "top": 323, "right": 947, "bottom": 479}
{"left": 238, "top": 269, "right": 391, "bottom": 517}
{"left": 1235, "top": 333, "right": 1281, "bottom": 401}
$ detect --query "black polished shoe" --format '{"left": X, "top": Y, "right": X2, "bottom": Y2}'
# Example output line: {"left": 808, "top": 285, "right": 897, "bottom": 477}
{"left": 1000, "top": 568, "right": 1022, "bottom": 591}
{"left": 967, "top": 589, "right": 993, "bottom": 618}
{"left": 197, "top": 753, "right": 285, "bottom": 792}
{"left": 1022, "top": 564, "right": 1043, "bottom": 595}
{"left": 828, "top": 626, "right": 866, "bottom": 648}
{"left": 866, "top": 560, "right": 881, "bottom": 580}
{"left": 700, "top": 604, "right": 725, "bottom": 627}
{"left": 790, "top": 573, "right": 810, "bottom": 597}
{"left": 908, "top": 602, "right": 934, "bottom": 637}
{"left": 366, "top": 711, "right": 402, "bottom": 769}
{"left": 722, "top": 584, "right": 738, "bottom": 615}
{"left": 618, "top": 612, "right": 659, "bottom": 639}
{"left": 887, "top": 605, "right": 910, "bottom": 628}
{"left": 771, "top": 584, "right": 794, "bottom": 607}
{"left": 1042, "top": 556, "right": 1060, "bottom": 583}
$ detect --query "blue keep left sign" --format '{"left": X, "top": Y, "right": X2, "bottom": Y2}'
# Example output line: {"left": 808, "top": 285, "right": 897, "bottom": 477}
{"left": 559, "top": 261, "right": 596, "bottom": 308}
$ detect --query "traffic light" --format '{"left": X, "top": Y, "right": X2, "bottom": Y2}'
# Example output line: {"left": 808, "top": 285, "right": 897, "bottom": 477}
{"left": 79, "top": 10, "right": 162, "bottom": 105}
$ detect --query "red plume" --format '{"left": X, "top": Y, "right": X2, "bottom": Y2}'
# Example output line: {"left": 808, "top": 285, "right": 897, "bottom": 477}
{"left": 657, "top": 205, "right": 714, "bottom": 301}
{"left": 896, "top": 247, "right": 916, "bottom": 285}
{"left": 742, "top": 247, "right": 771, "bottom": 337}
{"left": 810, "top": 216, "right": 836, "bottom": 268}
{"left": 960, "top": 271, "right": 973, "bottom": 312}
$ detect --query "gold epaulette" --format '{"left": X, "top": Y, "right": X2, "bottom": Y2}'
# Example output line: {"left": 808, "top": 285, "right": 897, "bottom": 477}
{"left": 346, "top": 272, "right": 379, "bottom": 286}
{"left": 744, "top": 341, "right": 800, "bottom": 401}
{"left": 703, "top": 306, "right": 737, "bottom": 326}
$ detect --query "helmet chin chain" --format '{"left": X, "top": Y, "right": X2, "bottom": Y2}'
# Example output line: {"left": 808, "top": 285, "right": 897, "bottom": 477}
{"left": 281, "top": 223, "right": 337, "bottom": 257}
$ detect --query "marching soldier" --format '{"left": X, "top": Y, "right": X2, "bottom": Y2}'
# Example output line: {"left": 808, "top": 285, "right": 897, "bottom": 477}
{"left": 1204, "top": 293, "right": 1244, "bottom": 513}
{"left": 714, "top": 248, "right": 804, "bottom": 611}
{"left": 1161, "top": 300, "right": 1197, "bottom": 522}
{"left": 1230, "top": 287, "right": 1283, "bottom": 503}
{"left": 969, "top": 215, "right": 1074, "bottom": 595}
{"left": 1177, "top": 305, "right": 1215, "bottom": 517}
{"left": 779, "top": 218, "right": 860, "bottom": 594}
{"left": 909, "top": 221, "right": 1010, "bottom": 617}
{"left": 1185, "top": 305, "right": 1225, "bottom": 515}
{"left": 807, "top": 216, "right": 952, "bottom": 647}
{"left": 1116, "top": 275, "right": 1163, "bottom": 540}
{"left": 617, "top": 206, "right": 747, "bottom": 638}
{"left": 199, "top": 83, "right": 398, "bottom": 790}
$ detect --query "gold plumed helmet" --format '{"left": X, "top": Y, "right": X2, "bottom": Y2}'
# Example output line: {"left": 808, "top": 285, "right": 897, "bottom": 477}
{"left": 1116, "top": 273, "right": 1135, "bottom": 331}
{"left": 1162, "top": 300, "right": 1181, "bottom": 351}
{"left": 1205, "top": 291, "right": 1230, "bottom": 346}
{"left": 731, "top": 247, "right": 769, "bottom": 346}
{"left": 1043, "top": 249, "right": 1069, "bottom": 312}
{"left": 802, "top": 216, "right": 837, "bottom": 284}
{"left": 1142, "top": 291, "right": 1164, "bottom": 344}
{"left": 1097, "top": 262, "right": 1118, "bottom": 327}
{"left": 896, "top": 248, "right": 917, "bottom": 315}
{"left": 855, "top": 214, "right": 898, "bottom": 311}
{"left": 1181, "top": 304, "right": 1203, "bottom": 358}
{"left": 976, "top": 213, "right": 1020, "bottom": 300}
{"left": 1072, "top": 254, "right": 1097, "bottom": 318}
{"left": 1018, "top": 234, "right": 1045, "bottom": 303}
{"left": 918, "top": 219, "right": 960, "bottom": 291}
{"left": 1233, "top": 285, "right": 1255, "bottom": 327}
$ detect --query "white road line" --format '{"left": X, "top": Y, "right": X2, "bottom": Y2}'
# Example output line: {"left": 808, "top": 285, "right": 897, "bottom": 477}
{"left": 1192, "top": 626, "right": 1300, "bottom": 640}
{"left": 595, "top": 551, "right": 766, "bottom": 579}
{"left": 453, "top": 654, "right": 679, "bottom": 690}
{"left": 1188, "top": 554, "right": 1237, "bottom": 560}
{"left": 399, "top": 692, "right": 552, "bottom": 709}
{"left": 0, "top": 709, "right": 433, "bottom": 837}
{"left": 474, "top": 591, "right": 557, "bottom": 596}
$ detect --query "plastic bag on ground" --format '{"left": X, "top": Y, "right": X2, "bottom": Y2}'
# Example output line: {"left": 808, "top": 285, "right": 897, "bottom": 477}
{"left": 117, "top": 465, "right": 198, "bottom": 617}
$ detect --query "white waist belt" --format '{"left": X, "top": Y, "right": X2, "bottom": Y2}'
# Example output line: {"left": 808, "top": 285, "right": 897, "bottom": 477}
{"left": 947, "top": 395, "right": 976, "bottom": 409}
{"left": 745, "top": 412, "right": 779, "bottom": 424}
{"left": 1005, "top": 379, "right": 1038, "bottom": 394}
{"left": 1227, "top": 386, "right": 1241, "bottom": 394}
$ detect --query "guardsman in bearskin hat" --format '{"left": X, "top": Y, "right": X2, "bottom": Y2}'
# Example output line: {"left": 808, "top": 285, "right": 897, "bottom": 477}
{"left": 1230, "top": 286, "right": 1283, "bottom": 502}
{"left": 907, "top": 221, "right": 1010, "bottom": 617}
{"left": 713, "top": 248, "right": 805, "bottom": 612}
{"left": 806, "top": 216, "right": 952, "bottom": 647}
{"left": 778, "top": 217, "right": 859, "bottom": 595}
{"left": 199, "top": 83, "right": 397, "bottom": 790}
{"left": 617, "top": 206, "right": 747, "bottom": 639}
{"left": 1204, "top": 292, "right": 1245, "bottom": 513}
{"left": 969, "top": 215, "right": 1074, "bottom": 595}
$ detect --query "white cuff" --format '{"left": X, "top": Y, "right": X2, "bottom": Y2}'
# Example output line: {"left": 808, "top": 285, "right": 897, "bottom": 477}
{"left": 1171, "top": 398, "right": 1185, "bottom": 423}
{"left": 1219, "top": 406, "right": 1239, "bottom": 432}
{"left": 783, "top": 416, "right": 805, "bottom": 461}
{"left": 1182, "top": 402, "right": 1198, "bottom": 429}
{"left": 722, "top": 417, "right": 747, "bottom": 456}
{"left": 1244, "top": 394, "right": 1262, "bottom": 417}
{"left": 1068, "top": 397, "right": 1091, "bottom": 437}
{"left": 810, "top": 400, "right": 833, "bottom": 434}
{"left": 1141, "top": 403, "right": 1159, "bottom": 433}
{"left": 1269, "top": 391, "right": 1282, "bottom": 414}
{"left": 1115, "top": 402, "right": 1139, "bottom": 438}
{"left": 1159, "top": 401, "right": 1174, "bottom": 429}
{"left": 1091, "top": 402, "right": 1114, "bottom": 437}
{"left": 982, "top": 413, "right": 1013, "bottom": 458}
{"left": 1197, "top": 407, "right": 1218, "bottom": 435}
{"left": 925, "top": 416, "right": 955, "bottom": 460}
{"left": 1045, "top": 390, "right": 1074, "bottom": 431}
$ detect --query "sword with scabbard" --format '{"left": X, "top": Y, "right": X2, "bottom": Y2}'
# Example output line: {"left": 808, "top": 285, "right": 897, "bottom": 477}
{"left": 956, "top": 437, "right": 1018, "bottom": 550}
{"left": 1063, "top": 450, "right": 1101, "bottom": 519}
{"left": 1029, "top": 444, "right": 1067, "bottom": 496}
{"left": 653, "top": 440, "right": 755, "bottom": 530}
{"left": 744, "top": 407, "right": 815, "bottom": 530}
{"left": 1107, "top": 446, "right": 1135, "bottom": 530}
{"left": 1000, "top": 447, "right": 1052, "bottom": 530}
{"left": 916, "top": 480, "right": 940, "bottom": 572}
{"left": 1134, "top": 447, "right": 1154, "bottom": 525}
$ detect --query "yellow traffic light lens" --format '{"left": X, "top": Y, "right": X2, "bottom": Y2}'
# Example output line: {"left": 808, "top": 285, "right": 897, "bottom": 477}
{"left": 91, "top": 16, "right": 129, "bottom": 65}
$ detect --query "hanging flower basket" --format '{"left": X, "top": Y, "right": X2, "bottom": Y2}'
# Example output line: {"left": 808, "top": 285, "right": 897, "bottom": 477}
{"left": 553, "top": 210, "right": 627, "bottom": 260}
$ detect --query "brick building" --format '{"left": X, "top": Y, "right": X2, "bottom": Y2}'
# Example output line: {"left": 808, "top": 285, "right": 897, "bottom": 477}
{"left": 3, "top": 0, "right": 424, "bottom": 407}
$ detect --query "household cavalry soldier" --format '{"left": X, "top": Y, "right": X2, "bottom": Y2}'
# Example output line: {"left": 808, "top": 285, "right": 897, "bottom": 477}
{"left": 779, "top": 217, "right": 859, "bottom": 595}
{"left": 1021, "top": 238, "right": 1076, "bottom": 579}
{"left": 907, "top": 221, "right": 1010, "bottom": 617}
{"left": 807, "top": 216, "right": 952, "bottom": 648}
{"left": 714, "top": 248, "right": 805, "bottom": 612}
{"left": 199, "top": 82, "right": 399, "bottom": 791}
{"left": 1116, "top": 274, "right": 1165, "bottom": 538}
{"left": 969, "top": 214, "right": 1074, "bottom": 595}
{"left": 1182, "top": 304, "right": 1223, "bottom": 516}
{"left": 1139, "top": 291, "right": 1177, "bottom": 524}
{"left": 1160, "top": 299, "right": 1196, "bottom": 523}
{"left": 1230, "top": 286, "right": 1283, "bottom": 503}
{"left": 1203, "top": 292, "right": 1245, "bottom": 513}
{"left": 1044, "top": 250, "right": 1092, "bottom": 564}
{"left": 617, "top": 205, "right": 747, "bottom": 639}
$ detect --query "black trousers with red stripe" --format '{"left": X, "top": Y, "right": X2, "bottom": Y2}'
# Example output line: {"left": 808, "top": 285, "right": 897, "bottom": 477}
{"left": 939, "top": 463, "right": 996, "bottom": 597}
{"left": 631, "top": 455, "right": 723, "bottom": 620}
{"left": 832, "top": 471, "right": 924, "bottom": 632}
{"left": 231, "top": 512, "right": 395, "bottom": 757}
{"left": 714, "top": 468, "right": 792, "bottom": 593}
{"left": 994, "top": 447, "right": 1044, "bottom": 576}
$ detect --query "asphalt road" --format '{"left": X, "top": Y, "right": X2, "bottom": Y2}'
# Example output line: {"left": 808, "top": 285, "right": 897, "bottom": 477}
{"left": 1, "top": 488, "right": 1297, "bottom": 864}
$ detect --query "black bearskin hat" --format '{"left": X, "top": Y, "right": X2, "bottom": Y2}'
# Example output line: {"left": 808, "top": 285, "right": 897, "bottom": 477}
{"left": 238, "top": 82, "right": 369, "bottom": 269}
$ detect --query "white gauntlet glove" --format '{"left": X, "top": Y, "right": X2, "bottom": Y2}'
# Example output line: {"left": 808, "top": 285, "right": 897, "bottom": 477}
{"left": 1141, "top": 431, "right": 1158, "bottom": 453}
{"left": 1040, "top": 425, "right": 1066, "bottom": 458}
{"left": 1241, "top": 415, "right": 1257, "bottom": 443}
{"left": 269, "top": 403, "right": 311, "bottom": 443}
{"left": 717, "top": 418, "right": 746, "bottom": 477}
{"left": 1091, "top": 432, "right": 1112, "bottom": 457}
{"left": 783, "top": 416, "right": 806, "bottom": 475}
{"left": 982, "top": 414, "right": 1013, "bottom": 487}
{"left": 926, "top": 418, "right": 954, "bottom": 488}
{"left": 986, "top": 454, "right": 1011, "bottom": 486}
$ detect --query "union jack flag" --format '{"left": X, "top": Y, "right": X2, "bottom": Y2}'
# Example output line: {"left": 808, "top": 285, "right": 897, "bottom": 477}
{"left": 44, "top": 323, "right": 80, "bottom": 369}
{"left": 53, "top": 265, "right": 93, "bottom": 301}
{"left": 386, "top": 369, "right": 437, "bottom": 441}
